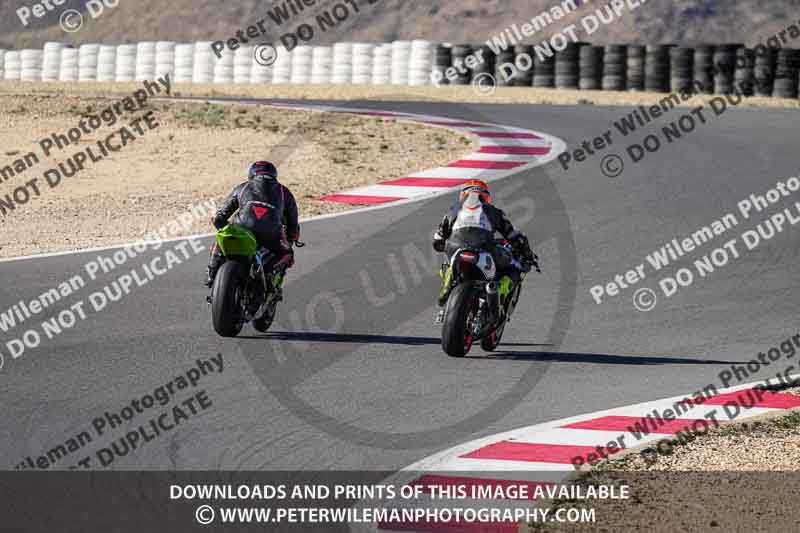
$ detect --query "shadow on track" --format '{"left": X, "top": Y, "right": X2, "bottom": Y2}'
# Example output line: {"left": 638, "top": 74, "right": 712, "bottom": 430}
{"left": 469, "top": 351, "right": 737, "bottom": 365}
{"left": 240, "top": 331, "right": 440, "bottom": 346}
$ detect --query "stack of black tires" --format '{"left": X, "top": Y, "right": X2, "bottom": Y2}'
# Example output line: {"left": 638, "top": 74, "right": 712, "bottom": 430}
{"left": 645, "top": 45, "right": 670, "bottom": 93}
{"left": 494, "top": 47, "right": 516, "bottom": 87}
{"left": 579, "top": 45, "right": 603, "bottom": 90}
{"left": 754, "top": 47, "right": 776, "bottom": 97}
{"left": 734, "top": 48, "right": 755, "bottom": 96}
{"left": 602, "top": 44, "right": 626, "bottom": 91}
{"left": 693, "top": 45, "right": 715, "bottom": 94}
{"left": 773, "top": 49, "right": 800, "bottom": 99}
{"left": 434, "top": 44, "right": 451, "bottom": 85}
{"left": 626, "top": 45, "right": 645, "bottom": 91}
{"left": 713, "top": 44, "right": 740, "bottom": 95}
{"left": 669, "top": 47, "right": 693, "bottom": 93}
{"left": 533, "top": 52, "right": 555, "bottom": 88}
{"left": 555, "top": 43, "right": 581, "bottom": 89}
{"left": 449, "top": 44, "right": 472, "bottom": 86}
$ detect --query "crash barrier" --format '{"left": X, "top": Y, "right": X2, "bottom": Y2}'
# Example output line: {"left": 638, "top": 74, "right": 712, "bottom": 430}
{"left": 3, "top": 40, "right": 800, "bottom": 99}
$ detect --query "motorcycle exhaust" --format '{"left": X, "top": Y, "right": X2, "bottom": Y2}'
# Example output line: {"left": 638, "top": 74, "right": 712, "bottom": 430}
{"left": 486, "top": 281, "right": 499, "bottom": 316}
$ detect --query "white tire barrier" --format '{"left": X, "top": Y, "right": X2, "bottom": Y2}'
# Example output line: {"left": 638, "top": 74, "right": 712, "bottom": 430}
{"left": 409, "top": 39, "right": 434, "bottom": 86}
{"left": 290, "top": 46, "right": 312, "bottom": 84}
{"left": 155, "top": 41, "right": 177, "bottom": 79}
{"left": 115, "top": 44, "right": 137, "bottom": 82}
{"left": 20, "top": 49, "right": 43, "bottom": 81}
{"left": 352, "top": 42, "right": 373, "bottom": 85}
{"left": 97, "top": 45, "right": 116, "bottom": 82}
{"left": 42, "top": 42, "right": 66, "bottom": 81}
{"left": 311, "top": 46, "right": 332, "bottom": 84}
{"left": 234, "top": 46, "right": 254, "bottom": 84}
{"left": 372, "top": 44, "right": 392, "bottom": 85}
{"left": 78, "top": 44, "right": 100, "bottom": 82}
{"left": 0, "top": 49, "right": 5, "bottom": 80}
{"left": 135, "top": 41, "right": 157, "bottom": 81}
{"left": 193, "top": 41, "right": 215, "bottom": 84}
{"left": 4, "top": 51, "right": 21, "bottom": 80}
{"left": 250, "top": 47, "right": 273, "bottom": 84}
{"left": 59, "top": 48, "right": 79, "bottom": 81}
{"left": 213, "top": 47, "right": 235, "bottom": 84}
{"left": 271, "top": 46, "right": 291, "bottom": 84}
{"left": 173, "top": 44, "right": 194, "bottom": 83}
{"left": 391, "top": 40, "right": 411, "bottom": 85}
{"left": 332, "top": 42, "right": 353, "bottom": 84}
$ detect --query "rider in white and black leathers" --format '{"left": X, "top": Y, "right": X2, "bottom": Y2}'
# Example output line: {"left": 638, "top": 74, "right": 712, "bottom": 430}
{"left": 432, "top": 180, "right": 536, "bottom": 322}
{"left": 205, "top": 161, "right": 300, "bottom": 288}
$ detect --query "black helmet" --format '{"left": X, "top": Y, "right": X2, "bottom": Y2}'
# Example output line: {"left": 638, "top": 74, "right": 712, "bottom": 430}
{"left": 248, "top": 161, "right": 278, "bottom": 180}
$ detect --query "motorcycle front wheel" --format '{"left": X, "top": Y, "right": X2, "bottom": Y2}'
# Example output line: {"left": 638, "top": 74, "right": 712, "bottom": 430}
{"left": 442, "top": 283, "right": 479, "bottom": 357}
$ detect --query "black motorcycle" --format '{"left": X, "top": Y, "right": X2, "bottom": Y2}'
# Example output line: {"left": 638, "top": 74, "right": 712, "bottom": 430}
{"left": 439, "top": 241, "right": 538, "bottom": 357}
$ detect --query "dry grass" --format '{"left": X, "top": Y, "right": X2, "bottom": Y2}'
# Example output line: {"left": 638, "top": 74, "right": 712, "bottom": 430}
{"left": 0, "top": 91, "right": 475, "bottom": 257}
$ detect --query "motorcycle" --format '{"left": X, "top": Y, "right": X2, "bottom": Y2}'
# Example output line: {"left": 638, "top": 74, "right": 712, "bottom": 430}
{"left": 439, "top": 240, "right": 538, "bottom": 357}
{"left": 209, "top": 224, "right": 302, "bottom": 338}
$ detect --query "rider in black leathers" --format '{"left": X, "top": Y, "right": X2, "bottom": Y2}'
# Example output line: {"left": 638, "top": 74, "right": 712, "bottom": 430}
{"left": 205, "top": 161, "right": 300, "bottom": 288}
{"left": 432, "top": 180, "right": 537, "bottom": 323}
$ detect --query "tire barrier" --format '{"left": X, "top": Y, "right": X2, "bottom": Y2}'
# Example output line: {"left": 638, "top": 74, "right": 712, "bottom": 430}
{"left": 533, "top": 51, "right": 555, "bottom": 88}
{"left": 331, "top": 42, "right": 352, "bottom": 84}
{"left": 20, "top": 49, "right": 43, "bottom": 81}
{"left": 115, "top": 44, "right": 137, "bottom": 82}
{"left": 578, "top": 45, "right": 603, "bottom": 90}
{"left": 626, "top": 45, "right": 645, "bottom": 92}
{"left": 433, "top": 44, "right": 451, "bottom": 85}
{"left": 694, "top": 44, "right": 715, "bottom": 95}
{"left": 390, "top": 40, "right": 410, "bottom": 85}
{"left": 773, "top": 49, "right": 800, "bottom": 99}
{"left": 290, "top": 45, "right": 312, "bottom": 84}
{"left": 135, "top": 41, "right": 157, "bottom": 82}
{"left": 494, "top": 48, "right": 516, "bottom": 87}
{"left": 173, "top": 43, "right": 194, "bottom": 84}
{"left": 155, "top": 41, "right": 176, "bottom": 80}
{"left": 191, "top": 41, "right": 214, "bottom": 84}
{"left": 371, "top": 43, "right": 391, "bottom": 85}
{"left": 754, "top": 47, "right": 776, "bottom": 97}
{"left": 59, "top": 47, "right": 79, "bottom": 82}
{"left": 555, "top": 42, "right": 580, "bottom": 89}
{"left": 234, "top": 45, "right": 254, "bottom": 84}
{"left": 450, "top": 44, "right": 472, "bottom": 86}
{"left": 471, "top": 44, "right": 495, "bottom": 82}
{"left": 42, "top": 42, "right": 65, "bottom": 82}
{"left": 96, "top": 45, "right": 116, "bottom": 82}
{"left": 734, "top": 47, "right": 755, "bottom": 97}
{"left": 352, "top": 43, "right": 373, "bottom": 85}
{"left": 669, "top": 46, "right": 693, "bottom": 93}
{"left": 644, "top": 44, "right": 670, "bottom": 93}
{"left": 409, "top": 40, "right": 434, "bottom": 86}
{"left": 713, "top": 44, "right": 740, "bottom": 95}
{"left": 4, "top": 50, "right": 21, "bottom": 80}
{"left": 272, "top": 46, "right": 292, "bottom": 84}
{"left": 602, "top": 44, "right": 626, "bottom": 91}
{"left": 3, "top": 40, "right": 799, "bottom": 101}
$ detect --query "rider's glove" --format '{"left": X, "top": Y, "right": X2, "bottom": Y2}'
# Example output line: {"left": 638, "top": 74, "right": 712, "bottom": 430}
{"left": 432, "top": 232, "right": 446, "bottom": 253}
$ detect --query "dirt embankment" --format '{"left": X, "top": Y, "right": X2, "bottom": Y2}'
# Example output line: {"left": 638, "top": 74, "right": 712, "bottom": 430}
{"left": 0, "top": 91, "right": 475, "bottom": 257}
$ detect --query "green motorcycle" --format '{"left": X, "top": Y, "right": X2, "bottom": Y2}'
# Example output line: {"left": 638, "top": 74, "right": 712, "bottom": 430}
{"left": 209, "top": 225, "right": 301, "bottom": 337}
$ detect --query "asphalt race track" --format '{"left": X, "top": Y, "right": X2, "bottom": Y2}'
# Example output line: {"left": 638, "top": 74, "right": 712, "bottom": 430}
{"left": 2, "top": 99, "right": 798, "bottom": 471}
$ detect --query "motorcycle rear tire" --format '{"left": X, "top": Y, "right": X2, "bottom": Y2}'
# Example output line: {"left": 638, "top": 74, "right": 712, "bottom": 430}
{"left": 211, "top": 261, "right": 245, "bottom": 338}
{"left": 442, "top": 283, "right": 478, "bottom": 357}
{"left": 481, "top": 322, "right": 505, "bottom": 352}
